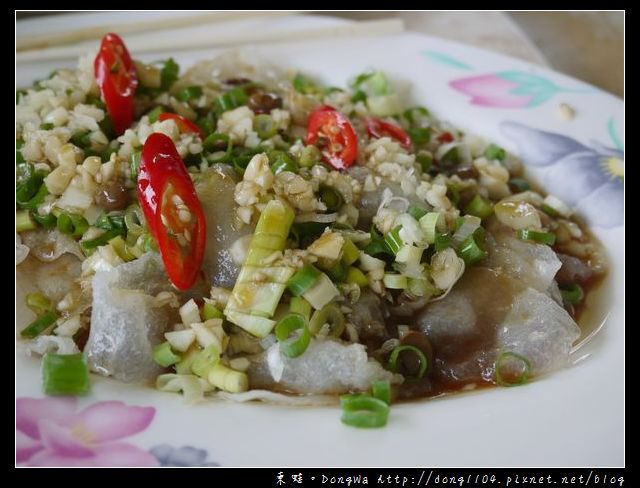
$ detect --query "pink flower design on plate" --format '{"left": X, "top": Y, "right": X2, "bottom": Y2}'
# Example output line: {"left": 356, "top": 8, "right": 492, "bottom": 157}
{"left": 16, "top": 397, "right": 158, "bottom": 467}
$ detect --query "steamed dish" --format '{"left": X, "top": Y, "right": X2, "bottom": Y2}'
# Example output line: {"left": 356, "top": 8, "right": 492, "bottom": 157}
{"left": 16, "top": 34, "right": 606, "bottom": 426}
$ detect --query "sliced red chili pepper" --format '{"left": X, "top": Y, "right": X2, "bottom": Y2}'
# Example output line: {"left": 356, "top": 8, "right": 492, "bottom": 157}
{"left": 94, "top": 33, "right": 138, "bottom": 136}
{"left": 137, "top": 133, "right": 206, "bottom": 290}
{"left": 437, "top": 131, "right": 454, "bottom": 143}
{"left": 364, "top": 117, "right": 411, "bottom": 150}
{"left": 158, "top": 113, "right": 204, "bottom": 139}
{"left": 306, "top": 105, "right": 357, "bottom": 170}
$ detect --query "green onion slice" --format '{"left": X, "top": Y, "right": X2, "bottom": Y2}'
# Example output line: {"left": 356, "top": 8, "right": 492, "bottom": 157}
{"left": 287, "top": 265, "right": 321, "bottom": 296}
{"left": 57, "top": 213, "right": 89, "bottom": 238}
{"left": 484, "top": 143, "right": 506, "bottom": 161}
{"left": 31, "top": 212, "right": 57, "bottom": 229}
{"left": 42, "top": 353, "right": 90, "bottom": 396}
{"left": 20, "top": 310, "right": 57, "bottom": 339}
{"left": 203, "top": 133, "right": 232, "bottom": 162}
{"left": 388, "top": 344, "right": 428, "bottom": 380}
{"left": 509, "top": 178, "right": 530, "bottom": 192}
{"left": 560, "top": 283, "right": 584, "bottom": 305}
{"left": 254, "top": 114, "right": 277, "bottom": 139}
{"left": 177, "top": 85, "right": 203, "bottom": 102}
{"left": 408, "top": 205, "right": 428, "bottom": 221}
{"left": 153, "top": 341, "right": 181, "bottom": 368}
{"left": 464, "top": 194, "right": 494, "bottom": 219}
{"left": 340, "top": 394, "right": 390, "bottom": 428}
{"left": 384, "top": 226, "right": 404, "bottom": 255}
{"left": 201, "top": 302, "right": 224, "bottom": 320}
{"left": 371, "top": 379, "right": 391, "bottom": 405}
{"left": 26, "top": 292, "right": 52, "bottom": 316}
{"left": 289, "top": 297, "right": 312, "bottom": 322}
{"left": 458, "top": 234, "right": 487, "bottom": 266}
{"left": 319, "top": 186, "right": 344, "bottom": 212}
{"left": 517, "top": 228, "right": 556, "bottom": 246}
{"left": 308, "top": 303, "right": 345, "bottom": 338}
{"left": 403, "top": 106, "right": 430, "bottom": 125}
{"left": 275, "top": 313, "right": 311, "bottom": 358}
{"left": 495, "top": 351, "right": 531, "bottom": 387}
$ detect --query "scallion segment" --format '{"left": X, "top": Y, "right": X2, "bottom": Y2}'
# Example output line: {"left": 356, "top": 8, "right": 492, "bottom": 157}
{"left": 458, "top": 234, "right": 487, "bottom": 266}
{"left": 203, "top": 133, "right": 232, "bottom": 162}
{"left": 214, "top": 87, "right": 249, "bottom": 115}
{"left": 509, "top": 178, "right": 530, "bottom": 192}
{"left": 275, "top": 313, "right": 311, "bottom": 358}
{"left": 201, "top": 302, "right": 224, "bottom": 320}
{"left": 57, "top": 212, "right": 89, "bottom": 238}
{"left": 388, "top": 344, "right": 428, "bottom": 380}
{"left": 319, "top": 186, "right": 344, "bottom": 212}
{"left": 153, "top": 341, "right": 181, "bottom": 368}
{"left": 177, "top": 85, "right": 203, "bottom": 102}
{"left": 464, "top": 194, "right": 494, "bottom": 219}
{"left": 289, "top": 296, "right": 312, "bottom": 322}
{"left": 340, "top": 394, "right": 390, "bottom": 429}
{"left": 408, "top": 205, "right": 428, "bottom": 221}
{"left": 371, "top": 379, "right": 391, "bottom": 405}
{"left": 560, "top": 283, "right": 584, "bottom": 305}
{"left": 384, "top": 226, "right": 404, "bottom": 254}
{"left": 484, "top": 143, "right": 506, "bottom": 161}
{"left": 253, "top": 114, "right": 277, "bottom": 140}
{"left": 42, "top": 353, "right": 90, "bottom": 396}
{"left": 31, "top": 212, "right": 57, "bottom": 229}
{"left": 308, "top": 303, "right": 345, "bottom": 338}
{"left": 495, "top": 351, "right": 531, "bottom": 387}
{"left": 26, "top": 292, "right": 52, "bottom": 315}
{"left": 287, "top": 265, "right": 321, "bottom": 297}
{"left": 16, "top": 210, "right": 37, "bottom": 232}
{"left": 517, "top": 228, "right": 556, "bottom": 246}
{"left": 20, "top": 311, "right": 57, "bottom": 339}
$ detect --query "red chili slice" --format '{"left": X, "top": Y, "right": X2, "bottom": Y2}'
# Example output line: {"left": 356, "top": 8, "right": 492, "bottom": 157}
{"left": 137, "top": 133, "right": 206, "bottom": 290}
{"left": 158, "top": 113, "right": 204, "bottom": 139}
{"left": 94, "top": 33, "right": 138, "bottom": 136}
{"left": 364, "top": 117, "right": 412, "bottom": 150}
{"left": 306, "top": 105, "right": 358, "bottom": 170}
{"left": 437, "top": 131, "right": 454, "bottom": 143}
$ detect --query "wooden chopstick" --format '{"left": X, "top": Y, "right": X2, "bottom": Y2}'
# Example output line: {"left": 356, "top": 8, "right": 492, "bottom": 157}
{"left": 17, "top": 11, "right": 300, "bottom": 51}
{"left": 16, "top": 18, "right": 405, "bottom": 64}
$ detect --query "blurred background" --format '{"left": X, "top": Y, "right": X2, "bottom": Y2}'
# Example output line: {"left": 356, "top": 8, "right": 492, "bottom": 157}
{"left": 16, "top": 11, "right": 624, "bottom": 97}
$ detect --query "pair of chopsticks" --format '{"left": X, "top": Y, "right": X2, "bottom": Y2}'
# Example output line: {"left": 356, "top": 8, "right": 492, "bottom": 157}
{"left": 16, "top": 13, "right": 405, "bottom": 63}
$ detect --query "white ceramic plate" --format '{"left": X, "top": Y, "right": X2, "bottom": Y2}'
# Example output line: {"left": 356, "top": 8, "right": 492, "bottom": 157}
{"left": 16, "top": 13, "right": 624, "bottom": 467}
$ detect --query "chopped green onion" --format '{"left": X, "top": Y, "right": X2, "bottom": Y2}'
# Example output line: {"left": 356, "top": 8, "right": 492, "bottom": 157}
{"left": 214, "top": 87, "right": 249, "bottom": 115}
{"left": 203, "top": 133, "right": 232, "bottom": 163}
{"left": 364, "top": 225, "right": 393, "bottom": 258}
{"left": 208, "top": 363, "right": 248, "bottom": 393}
{"left": 197, "top": 113, "right": 216, "bottom": 136}
{"left": 40, "top": 122, "right": 54, "bottom": 130}
{"left": 416, "top": 151, "right": 433, "bottom": 172}
{"left": 146, "top": 106, "right": 164, "bottom": 123}
{"left": 440, "top": 146, "right": 461, "bottom": 166}
{"left": 26, "top": 292, "right": 52, "bottom": 315}
{"left": 42, "top": 353, "right": 90, "bottom": 396}
{"left": 70, "top": 130, "right": 92, "bottom": 150}
{"left": 269, "top": 150, "right": 298, "bottom": 175}
{"left": 20, "top": 310, "right": 57, "bottom": 338}
{"left": 384, "top": 226, "right": 404, "bottom": 254}
{"left": 346, "top": 266, "right": 369, "bottom": 287}
{"left": 57, "top": 213, "right": 89, "bottom": 238}
{"left": 484, "top": 143, "right": 506, "bottom": 161}
{"left": 287, "top": 265, "right": 321, "bottom": 296}
{"left": 458, "top": 234, "right": 487, "bottom": 266}
{"left": 541, "top": 203, "right": 560, "bottom": 218}
{"left": 191, "top": 344, "right": 221, "bottom": 378}
{"left": 495, "top": 351, "right": 531, "bottom": 387}
{"left": 465, "top": 194, "right": 494, "bottom": 219}
{"left": 509, "top": 178, "right": 530, "bottom": 192}
{"left": 517, "top": 228, "right": 556, "bottom": 246}
{"left": 81, "top": 228, "right": 124, "bottom": 251}
{"left": 16, "top": 210, "right": 37, "bottom": 232}
{"left": 395, "top": 245, "right": 423, "bottom": 267}
{"left": 275, "top": 313, "right": 311, "bottom": 358}
{"left": 302, "top": 272, "right": 340, "bottom": 310}
{"left": 351, "top": 70, "right": 391, "bottom": 97}
{"left": 327, "top": 261, "right": 348, "bottom": 282}
{"left": 419, "top": 212, "right": 444, "bottom": 244}
{"left": 31, "top": 212, "right": 57, "bottom": 229}
{"left": 560, "top": 283, "right": 584, "bottom": 305}
{"left": 341, "top": 238, "right": 360, "bottom": 266}
{"left": 108, "top": 235, "right": 136, "bottom": 262}
{"left": 388, "top": 344, "right": 428, "bottom": 380}
{"left": 383, "top": 273, "right": 408, "bottom": 289}
{"left": 408, "top": 127, "right": 431, "bottom": 145}
{"left": 340, "top": 394, "right": 389, "bottom": 428}
{"left": 292, "top": 73, "right": 321, "bottom": 95}
{"left": 371, "top": 379, "right": 391, "bottom": 405}
{"left": 177, "top": 85, "right": 203, "bottom": 102}
{"left": 254, "top": 114, "right": 277, "bottom": 139}
{"left": 16, "top": 139, "right": 25, "bottom": 164}
{"left": 319, "top": 186, "right": 344, "bottom": 212}
{"left": 16, "top": 163, "right": 48, "bottom": 211}
{"left": 130, "top": 150, "right": 142, "bottom": 180}
{"left": 160, "top": 58, "right": 180, "bottom": 90}
{"left": 299, "top": 145, "right": 321, "bottom": 168}
{"left": 175, "top": 347, "right": 200, "bottom": 375}
{"left": 289, "top": 297, "right": 312, "bottom": 321}
{"left": 308, "top": 303, "right": 345, "bottom": 337}
{"left": 201, "top": 302, "right": 224, "bottom": 320}
{"left": 153, "top": 341, "right": 181, "bottom": 368}
{"left": 408, "top": 205, "right": 428, "bottom": 220}
{"left": 434, "top": 232, "right": 451, "bottom": 251}
{"left": 94, "top": 213, "right": 126, "bottom": 231}
{"left": 403, "top": 106, "right": 430, "bottom": 125}
{"left": 407, "top": 277, "right": 438, "bottom": 297}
